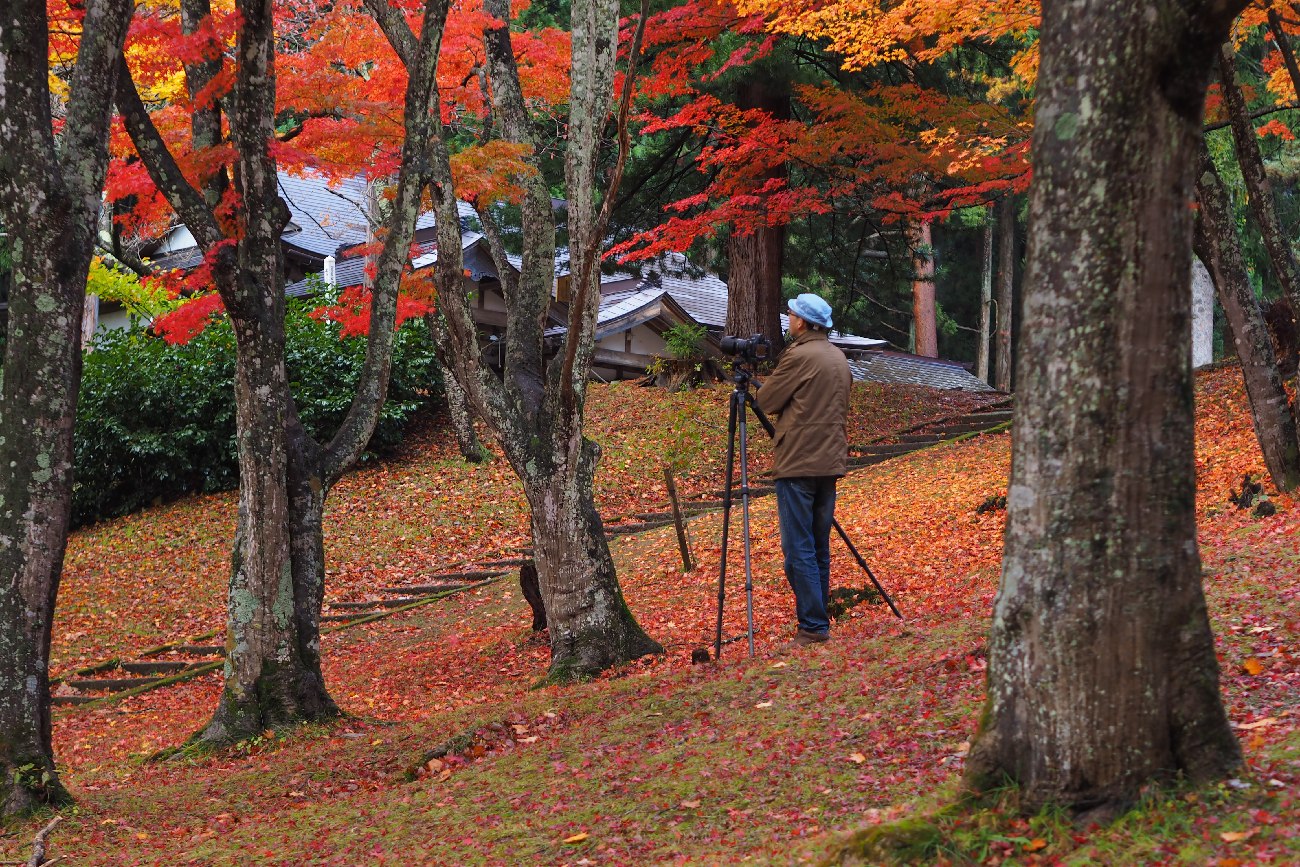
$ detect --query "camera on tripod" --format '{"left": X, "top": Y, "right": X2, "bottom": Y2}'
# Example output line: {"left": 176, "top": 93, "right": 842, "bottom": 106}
{"left": 719, "top": 333, "right": 771, "bottom": 365}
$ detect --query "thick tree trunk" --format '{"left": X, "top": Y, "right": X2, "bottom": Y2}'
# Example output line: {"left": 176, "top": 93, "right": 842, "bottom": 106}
{"left": 724, "top": 76, "right": 789, "bottom": 349}
{"left": 726, "top": 227, "right": 786, "bottom": 346}
{"left": 1218, "top": 44, "right": 1300, "bottom": 374}
{"left": 976, "top": 205, "right": 994, "bottom": 382}
{"left": 196, "top": 317, "right": 335, "bottom": 743}
{"left": 0, "top": 237, "right": 81, "bottom": 814}
{"left": 994, "top": 196, "right": 1016, "bottom": 392}
{"left": 909, "top": 218, "right": 938, "bottom": 357}
{"left": 965, "top": 0, "right": 1244, "bottom": 814}
{"left": 527, "top": 440, "right": 661, "bottom": 677}
{"left": 1195, "top": 151, "right": 1300, "bottom": 491}
{"left": 0, "top": 0, "right": 134, "bottom": 814}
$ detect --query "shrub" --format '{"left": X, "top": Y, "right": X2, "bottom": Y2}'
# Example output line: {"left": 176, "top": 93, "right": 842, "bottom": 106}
{"left": 73, "top": 301, "right": 440, "bottom": 526}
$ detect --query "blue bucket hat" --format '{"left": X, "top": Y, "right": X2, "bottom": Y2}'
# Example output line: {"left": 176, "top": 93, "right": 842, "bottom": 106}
{"left": 789, "top": 293, "right": 833, "bottom": 329}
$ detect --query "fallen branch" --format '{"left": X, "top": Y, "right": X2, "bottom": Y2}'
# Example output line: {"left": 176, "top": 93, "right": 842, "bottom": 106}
{"left": 27, "top": 815, "right": 62, "bottom": 867}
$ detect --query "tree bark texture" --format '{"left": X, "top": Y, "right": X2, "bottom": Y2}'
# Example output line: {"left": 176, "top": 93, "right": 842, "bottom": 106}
{"left": 374, "top": 0, "right": 661, "bottom": 680}
{"left": 724, "top": 76, "right": 790, "bottom": 348}
{"left": 0, "top": 0, "right": 134, "bottom": 814}
{"left": 726, "top": 227, "right": 786, "bottom": 347}
{"left": 977, "top": 205, "right": 994, "bottom": 382}
{"left": 120, "top": 0, "right": 449, "bottom": 745}
{"left": 994, "top": 195, "right": 1016, "bottom": 392}
{"left": 426, "top": 313, "right": 485, "bottom": 462}
{"left": 909, "top": 218, "right": 938, "bottom": 357}
{"left": 965, "top": 0, "right": 1245, "bottom": 814}
{"left": 1218, "top": 44, "right": 1300, "bottom": 374}
{"left": 1195, "top": 151, "right": 1300, "bottom": 491}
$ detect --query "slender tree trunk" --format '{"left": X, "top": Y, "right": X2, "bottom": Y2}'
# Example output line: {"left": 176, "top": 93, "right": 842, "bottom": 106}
{"left": 994, "top": 196, "right": 1016, "bottom": 392}
{"left": 909, "top": 218, "right": 938, "bottom": 357}
{"left": 1195, "top": 150, "right": 1300, "bottom": 491}
{"left": 120, "top": 0, "right": 449, "bottom": 745}
{"left": 0, "top": 0, "right": 134, "bottom": 815}
{"left": 1267, "top": 4, "right": 1300, "bottom": 99}
{"left": 976, "top": 205, "right": 994, "bottom": 381}
{"left": 426, "top": 312, "right": 484, "bottom": 462}
{"left": 965, "top": 0, "right": 1244, "bottom": 815}
{"left": 379, "top": 0, "right": 662, "bottom": 680}
{"left": 1218, "top": 44, "right": 1300, "bottom": 373}
{"left": 725, "top": 76, "right": 789, "bottom": 348}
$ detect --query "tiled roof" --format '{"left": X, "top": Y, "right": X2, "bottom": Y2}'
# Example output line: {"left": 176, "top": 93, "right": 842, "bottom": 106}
{"left": 635, "top": 251, "right": 886, "bottom": 353}
{"left": 848, "top": 352, "right": 996, "bottom": 392}
{"left": 154, "top": 172, "right": 478, "bottom": 263}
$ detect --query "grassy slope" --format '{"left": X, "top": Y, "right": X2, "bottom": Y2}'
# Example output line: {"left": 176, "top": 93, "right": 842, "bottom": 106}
{"left": 3, "top": 370, "right": 1296, "bottom": 865}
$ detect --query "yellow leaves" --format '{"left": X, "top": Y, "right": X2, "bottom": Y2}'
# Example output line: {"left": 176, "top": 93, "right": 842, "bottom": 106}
{"left": 1219, "top": 827, "right": 1259, "bottom": 843}
{"left": 563, "top": 832, "right": 590, "bottom": 844}
{"left": 846, "top": 752, "right": 867, "bottom": 764}
{"left": 1242, "top": 657, "right": 1266, "bottom": 676}
{"left": 1023, "top": 838, "right": 1047, "bottom": 852}
{"left": 733, "top": 0, "right": 1039, "bottom": 82}
{"left": 1236, "top": 716, "right": 1277, "bottom": 730}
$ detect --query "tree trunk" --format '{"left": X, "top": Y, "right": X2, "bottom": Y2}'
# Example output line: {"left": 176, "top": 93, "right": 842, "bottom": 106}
{"left": 527, "top": 440, "right": 661, "bottom": 677}
{"left": 976, "top": 205, "right": 994, "bottom": 381}
{"left": 994, "top": 196, "right": 1016, "bottom": 392}
{"left": 1195, "top": 151, "right": 1300, "bottom": 491}
{"left": 379, "top": 0, "right": 662, "bottom": 681}
{"left": 725, "top": 75, "right": 789, "bottom": 349}
{"left": 909, "top": 218, "right": 938, "bottom": 357}
{"left": 426, "top": 312, "right": 484, "bottom": 462}
{"left": 121, "top": 0, "right": 449, "bottom": 746}
{"left": 197, "top": 316, "right": 334, "bottom": 743}
{"left": 726, "top": 226, "right": 786, "bottom": 346}
{"left": 0, "top": 0, "right": 134, "bottom": 815}
{"left": 965, "top": 0, "right": 1244, "bottom": 815}
{"left": 1218, "top": 43, "right": 1300, "bottom": 374}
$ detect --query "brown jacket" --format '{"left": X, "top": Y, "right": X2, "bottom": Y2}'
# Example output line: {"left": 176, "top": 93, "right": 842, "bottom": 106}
{"left": 756, "top": 330, "right": 852, "bottom": 479}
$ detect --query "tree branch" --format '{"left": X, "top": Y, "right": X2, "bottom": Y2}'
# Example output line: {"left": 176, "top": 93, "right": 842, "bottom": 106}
{"left": 115, "top": 58, "right": 224, "bottom": 250}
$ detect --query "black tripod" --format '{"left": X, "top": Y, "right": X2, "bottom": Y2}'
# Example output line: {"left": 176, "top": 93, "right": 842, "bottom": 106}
{"left": 713, "top": 366, "right": 903, "bottom": 661}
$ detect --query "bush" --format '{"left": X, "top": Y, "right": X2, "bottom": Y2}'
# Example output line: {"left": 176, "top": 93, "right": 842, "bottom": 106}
{"left": 73, "top": 300, "right": 440, "bottom": 526}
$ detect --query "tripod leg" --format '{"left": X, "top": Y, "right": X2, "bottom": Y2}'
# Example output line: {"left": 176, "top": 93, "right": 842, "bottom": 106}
{"left": 832, "top": 518, "right": 903, "bottom": 619}
{"left": 738, "top": 407, "right": 756, "bottom": 657}
{"left": 715, "top": 389, "right": 741, "bottom": 660}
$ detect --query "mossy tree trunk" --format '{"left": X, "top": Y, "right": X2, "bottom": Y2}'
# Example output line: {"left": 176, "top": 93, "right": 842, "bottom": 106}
{"left": 0, "top": 0, "right": 134, "bottom": 815}
{"left": 119, "top": 0, "right": 450, "bottom": 745}
{"left": 965, "top": 0, "right": 1246, "bottom": 815}
{"left": 369, "top": 0, "right": 662, "bottom": 680}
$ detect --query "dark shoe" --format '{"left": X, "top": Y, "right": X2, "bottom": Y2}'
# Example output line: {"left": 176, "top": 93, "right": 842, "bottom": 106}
{"left": 795, "top": 628, "right": 830, "bottom": 646}
{"left": 777, "top": 628, "right": 831, "bottom": 652}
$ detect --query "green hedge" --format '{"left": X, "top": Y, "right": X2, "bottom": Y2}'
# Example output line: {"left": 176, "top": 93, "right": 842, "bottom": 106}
{"left": 73, "top": 302, "right": 440, "bottom": 526}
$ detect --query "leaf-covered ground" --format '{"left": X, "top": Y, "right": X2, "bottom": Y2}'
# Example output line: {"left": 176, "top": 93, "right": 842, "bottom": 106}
{"left": 5, "top": 369, "right": 1297, "bottom": 865}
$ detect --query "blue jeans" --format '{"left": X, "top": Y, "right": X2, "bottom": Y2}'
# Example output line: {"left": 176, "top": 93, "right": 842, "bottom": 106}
{"left": 775, "top": 476, "right": 836, "bottom": 635}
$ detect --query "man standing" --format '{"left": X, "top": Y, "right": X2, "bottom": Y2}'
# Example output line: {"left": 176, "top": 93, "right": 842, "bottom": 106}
{"left": 756, "top": 293, "right": 852, "bottom": 647}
